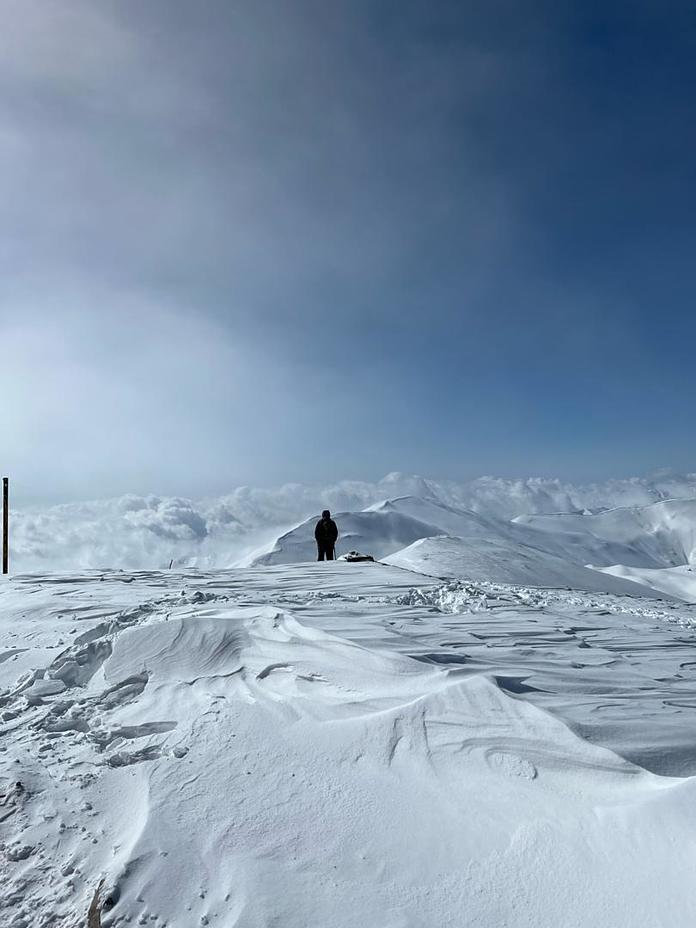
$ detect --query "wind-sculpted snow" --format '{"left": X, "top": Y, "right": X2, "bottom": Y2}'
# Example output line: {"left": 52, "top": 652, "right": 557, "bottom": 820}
{"left": 383, "top": 534, "right": 662, "bottom": 595}
{"left": 3, "top": 564, "right": 696, "bottom": 926}
{"left": 10, "top": 469, "right": 696, "bottom": 572}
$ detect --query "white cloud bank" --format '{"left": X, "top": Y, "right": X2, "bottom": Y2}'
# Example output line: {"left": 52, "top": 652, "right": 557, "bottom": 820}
{"left": 8, "top": 470, "right": 696, "bottom": 572}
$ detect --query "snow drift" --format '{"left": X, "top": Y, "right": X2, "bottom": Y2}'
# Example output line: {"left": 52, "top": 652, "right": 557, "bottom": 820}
{"left": 383, "top": 534, "right": 658, "bottom": 595}
{"left": 3, "top": 564, "right": 696, "bottom": 926}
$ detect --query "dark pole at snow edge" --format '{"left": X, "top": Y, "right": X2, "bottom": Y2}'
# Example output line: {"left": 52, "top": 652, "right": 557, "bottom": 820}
{"left": 2, "top": 477, "right": 8, "bottom": 575}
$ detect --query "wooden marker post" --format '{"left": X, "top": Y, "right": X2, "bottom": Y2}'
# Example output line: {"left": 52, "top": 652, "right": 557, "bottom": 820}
{"left": 2, "top": 477, "right": 8, "bottom": 575}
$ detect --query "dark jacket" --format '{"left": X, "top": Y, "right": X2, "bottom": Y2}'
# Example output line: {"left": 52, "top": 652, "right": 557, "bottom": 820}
{"left": 315, "top": 517, "right": 338, "bottom": 545}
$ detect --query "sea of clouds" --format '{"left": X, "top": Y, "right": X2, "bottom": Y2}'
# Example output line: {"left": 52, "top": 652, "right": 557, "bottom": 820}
{"left": 9, "top": 471, "right": 696, "bottom": 572}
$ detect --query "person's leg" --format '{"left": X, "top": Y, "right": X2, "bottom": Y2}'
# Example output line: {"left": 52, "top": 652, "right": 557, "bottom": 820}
{"left": 327, "top": 545, "right": 334, "bottom": 560}
{"left": 317, "top": 544, "right": 325, "bottom": 561}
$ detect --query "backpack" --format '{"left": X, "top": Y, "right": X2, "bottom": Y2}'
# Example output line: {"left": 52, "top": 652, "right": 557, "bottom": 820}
{"left": 317, "top": 518, "right": 336, "bottom": 541}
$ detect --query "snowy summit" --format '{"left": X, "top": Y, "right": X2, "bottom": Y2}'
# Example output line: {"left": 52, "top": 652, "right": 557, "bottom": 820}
{"left": 3, "top": 471, "right": 696, "bottom": 926}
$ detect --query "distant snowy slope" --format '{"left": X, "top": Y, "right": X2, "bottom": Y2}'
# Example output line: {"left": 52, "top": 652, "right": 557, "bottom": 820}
{"left": 595, "top": 564, "right": 696, "bottom": 602}
{"left": 252, "top": 494, "right": 527, "bottom": 567}
{"left": 384, "top": 535, "right": 663, "bottom": 596}
{"left": 9, "top": 470, "right": 696, "bottom": 573}
{"left": 515, "top": 498, "right": 696, "bottom": 568}
{"left": 251, "top": 505, "right": 447, "bottom": 565}
{"left": 364, "top": 495, "right": 504, "bottom": 537}
{"left": 372, "top": 497, "right": 696, "bottom": 580}
{"left": 252, "top": 494, "right": 691, "bottom": 597}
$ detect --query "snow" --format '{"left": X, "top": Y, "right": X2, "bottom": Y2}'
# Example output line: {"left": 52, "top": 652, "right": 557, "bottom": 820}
{"left": 252, "top": 505, "right": 447, "bottom": 566}
{"left": 5, "top": 471, "right": 696, "bottom": 924}
{"left": 597, "top": 563, "right": 696, "bottom": 602}
{"left": 254, "top": 494, "right": 696, "bottom": 599}
{"left": 3, "top": 562, "right": 696, "bottom": 926}
{"left": 383, "top": 534, "right": 663, "bottom": 595}
{"left": 515, "top": 497, "right": 696, "bottom": 568}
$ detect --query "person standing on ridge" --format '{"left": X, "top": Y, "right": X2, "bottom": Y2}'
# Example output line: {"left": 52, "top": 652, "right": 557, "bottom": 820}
{"left": 315, "top": 509, "right": 338, "bottom": 561}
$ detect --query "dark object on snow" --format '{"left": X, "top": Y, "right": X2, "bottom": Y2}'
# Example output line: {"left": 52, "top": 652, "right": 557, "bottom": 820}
{"left": 2, "top": 476, "right": 8, "bottom": 575}
{"left": 315, "top": 510, "right": 338, "bottom": 561}
{"left": 344, "top": 551, "right": 375, "bottom": 562}
{"left": 87, "top": 879, "right": 105, "bottom": 928}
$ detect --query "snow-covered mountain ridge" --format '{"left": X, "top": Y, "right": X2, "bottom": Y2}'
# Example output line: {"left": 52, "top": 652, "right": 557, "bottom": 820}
{"left": 10, "top": 470, "right": 696, "bottom": 574}
{"left": 251, "top": 493, "right": 696, "bottom": 600}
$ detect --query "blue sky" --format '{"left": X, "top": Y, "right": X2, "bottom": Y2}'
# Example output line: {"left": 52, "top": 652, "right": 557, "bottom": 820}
{"left": 1, "top": 0, "right": 695, "bottom": 502}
